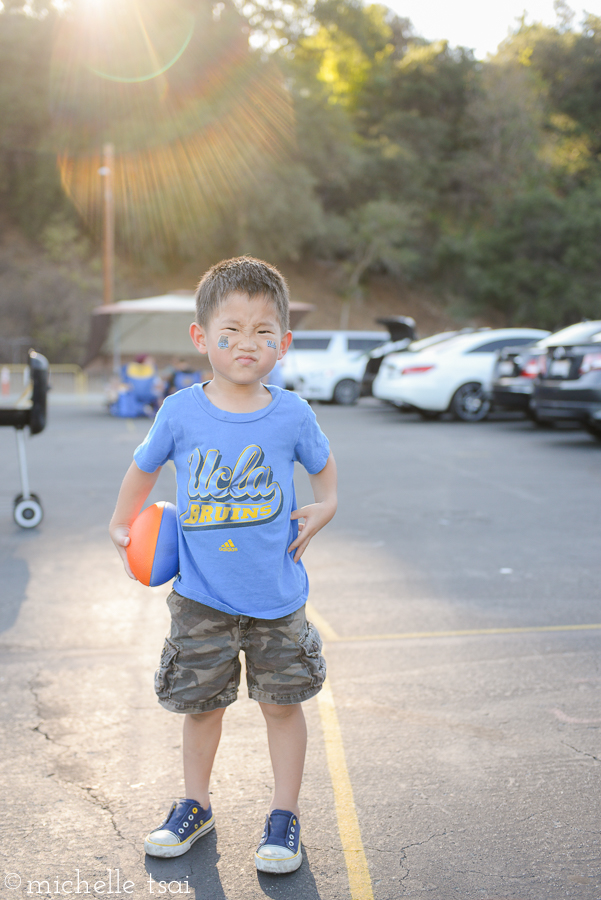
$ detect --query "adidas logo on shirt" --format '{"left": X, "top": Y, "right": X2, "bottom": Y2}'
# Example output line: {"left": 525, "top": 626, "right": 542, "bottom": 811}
{"left": 219, "top": 539, "right": 238, "bottom": 552}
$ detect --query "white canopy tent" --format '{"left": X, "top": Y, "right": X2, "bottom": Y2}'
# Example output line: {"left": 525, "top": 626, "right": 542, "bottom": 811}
{"left": 86, "top": 293, "right": 313, "bottom": 370}
{"left": 91, "top": 293, "right": 198, "bottom": 370}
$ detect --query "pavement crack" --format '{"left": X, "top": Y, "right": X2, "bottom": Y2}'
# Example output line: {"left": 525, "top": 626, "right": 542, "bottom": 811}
{"left": 31, "top": 722, "right": 54, "bottom": 742}
{"left": 399, "top": 831, "right": 448, "bottom": 883}
{"left": 399, "top": 849, "right": 410, "bottom": 883}
{"left": 80, "top": 786, "right": 144, "bottom": 862}
{"left": 363, "top": 846, "right": 398, "bottom": 853}
{"left": 302, "top": 845, "right": 345, "bottom": 852}
{"left": 515, "top": 812, "right": 538, "bottom": 823}
{"left": 27, "top": 674, "right": 70, "bottom": 748}
{"left": 26, "top": 680, "right": 142, "bottom": 861}
{"left": 454, "top": 869, "right": 529, "bottom": 880}
{"left": 399, "top": 831, "right": 448, "bottom": 853}
{"left": 27, "top": 672, "right": 142, "bottom": 866}
{"left": 563, "top": 741, "right": 601, "bottom": 764}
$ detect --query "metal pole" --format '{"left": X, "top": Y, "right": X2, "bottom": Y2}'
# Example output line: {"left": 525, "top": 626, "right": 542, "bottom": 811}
{"left": 102, "top": 142, "right": 115, "bottom": 308}
{"left": 15, "top": 429, "right": 31, "bottom": 499}
{"left": 113, "top": 314, "right": 121, "bottom": 375}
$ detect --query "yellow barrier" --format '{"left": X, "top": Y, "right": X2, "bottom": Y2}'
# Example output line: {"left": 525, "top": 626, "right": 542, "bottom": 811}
{"left": 0, "top": 364, "right": 88, "bottom": 394}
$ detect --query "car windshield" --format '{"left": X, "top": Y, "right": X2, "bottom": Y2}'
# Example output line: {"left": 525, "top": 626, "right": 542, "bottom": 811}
{"left": 425, "top": 331, "right": 545, "bottom": 355}
{"left": 539, "top": 322, "right": 601, "bottom": 346}
{"left": 347, "top": 337, "right": 387, "bottom": 351}
{"left": 407, "top": 332, "right": 459, "bottom": 352}
{"left": 290, "top": 337, "right": 332, "bottom": 350}
{"left": 423, "top": 333, "right": 491, "bottom": 354}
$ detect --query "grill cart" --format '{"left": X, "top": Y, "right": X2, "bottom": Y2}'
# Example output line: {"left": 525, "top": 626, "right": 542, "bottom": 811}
{"left": 0, "top": 350, "right": 49, "bottom": 528}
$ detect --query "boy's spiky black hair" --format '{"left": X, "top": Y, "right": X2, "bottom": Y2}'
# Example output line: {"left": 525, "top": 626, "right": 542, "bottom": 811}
{"left": 195, "top": 256, "right": 290, "bottom": 332}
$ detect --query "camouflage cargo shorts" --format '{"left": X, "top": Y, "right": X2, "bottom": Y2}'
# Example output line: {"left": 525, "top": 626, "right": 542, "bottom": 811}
{"left": 154, "top": 590, "right": 327, "bottom": 712}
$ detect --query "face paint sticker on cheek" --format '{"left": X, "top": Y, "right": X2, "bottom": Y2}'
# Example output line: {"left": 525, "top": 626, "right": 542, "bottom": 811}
{"left": 267, "top": 340, "right": 277, "bottom": 349}
{"left": 217, "top": 336, "right": 229, "bottom": 349}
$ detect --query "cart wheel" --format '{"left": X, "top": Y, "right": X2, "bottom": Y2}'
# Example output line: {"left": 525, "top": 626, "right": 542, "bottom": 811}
{"left": 13, "top": 493, "right": 44, "bottom": 529}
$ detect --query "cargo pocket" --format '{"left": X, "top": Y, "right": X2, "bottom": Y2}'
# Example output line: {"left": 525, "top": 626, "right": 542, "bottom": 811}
{"left": 298, "top": 622, "right": 326, "bottom": 688}
{"left": 155, "top": 637, "right": 179, "bottom": 699}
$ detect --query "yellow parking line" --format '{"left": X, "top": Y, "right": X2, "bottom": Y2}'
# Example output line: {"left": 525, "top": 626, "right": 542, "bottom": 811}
{"left": 330, "top": 623, "right": 601, "bottom": 642}
{"left": 317, "top": 680, "right": 374, "bottom": 900}
{"left": 306, "top": 601, "right": 340, "bottom": 641}
{"left": 307, "top": 603, "right": 601, "bottom": 643}
{"left": 312, "top": 606, "right": 600, "bottom": 900}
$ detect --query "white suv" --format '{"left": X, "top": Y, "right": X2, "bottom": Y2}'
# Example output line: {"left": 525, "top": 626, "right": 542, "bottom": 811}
{"left": 282, "top": 330, "right": 388, "bottom": 404}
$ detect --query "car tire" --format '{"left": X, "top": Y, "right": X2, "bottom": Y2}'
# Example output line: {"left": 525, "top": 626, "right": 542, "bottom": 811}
{"left": 450, "top": 383, "right": 491, "bottom": 422}
{"left": 333, "top": 379, "right": 359, "bottom": 406}
{"left": 527, "top": 408, "right": 555, "bottom": 428}
{"left": 585, "top": 422, "right": 601, "bottom": 441}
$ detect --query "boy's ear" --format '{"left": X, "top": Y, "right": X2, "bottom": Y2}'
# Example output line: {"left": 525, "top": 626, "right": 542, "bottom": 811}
{"left": 278, "top": 331, "right": 292, "bottom": 360}
{"left": 190, "top": 322, "right": 208, "bottom": 354}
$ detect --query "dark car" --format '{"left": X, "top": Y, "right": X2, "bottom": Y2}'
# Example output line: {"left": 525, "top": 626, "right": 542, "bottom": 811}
{"left": 491, "top": 342, "right": 550, "bottom": 421}
{"left": 360, "top": 317, "right": 416, "bottom": 397}
{"left": 530, "top": 320, "right": 601, "bottom": 438}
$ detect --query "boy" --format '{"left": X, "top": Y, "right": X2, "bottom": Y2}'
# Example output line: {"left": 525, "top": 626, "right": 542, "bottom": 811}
{"left": 110, "top": 257, "right": 337, "bottom": 874}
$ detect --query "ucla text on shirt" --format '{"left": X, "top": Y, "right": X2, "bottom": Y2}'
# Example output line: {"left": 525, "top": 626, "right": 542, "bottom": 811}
{"left": 182, "top": 444, "right": 283, "bottom": 530}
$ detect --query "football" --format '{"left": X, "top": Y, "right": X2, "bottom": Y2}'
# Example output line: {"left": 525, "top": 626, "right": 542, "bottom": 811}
{"left": 127, "top": 501, "right": 179, "bottom": 586}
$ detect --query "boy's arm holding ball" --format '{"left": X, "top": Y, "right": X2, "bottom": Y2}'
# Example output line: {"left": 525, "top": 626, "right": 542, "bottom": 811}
{"left": 110, "top": 461, "right": 162, "bottom": 579}
{"left": 288, "top": 451, "right": 337, "bottom": 563}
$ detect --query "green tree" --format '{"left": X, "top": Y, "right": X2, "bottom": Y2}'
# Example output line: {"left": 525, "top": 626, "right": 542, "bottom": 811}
{"left": 0, "top": 5, "right": 74, "bottom": 238}
{"left": 497, "top": 15, "right": 601, "bottom": 175}
{"left": 460, "top": 183, "right": 601, "bottom": 327}
{"left": 235, "top": 161, "right": 325, "bottom": 262}
{"left": 321, "top": 199, "right": 424, "bottom": 324}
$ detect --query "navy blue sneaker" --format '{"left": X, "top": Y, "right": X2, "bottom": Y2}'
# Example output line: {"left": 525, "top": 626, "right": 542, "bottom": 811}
{"left": 144, "top": 799, "right": 215, "bottom": 858}
{"left": 255, "top": 809, "right": 302, "bottom": 873}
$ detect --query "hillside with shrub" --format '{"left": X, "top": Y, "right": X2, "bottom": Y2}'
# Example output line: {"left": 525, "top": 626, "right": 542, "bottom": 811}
{"left": 1, "top": 0, "right": 601, "bottom": 362}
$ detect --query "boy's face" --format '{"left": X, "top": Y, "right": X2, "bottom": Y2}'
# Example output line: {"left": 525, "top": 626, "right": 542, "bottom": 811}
{"left": 189, "top": 291, "right": 292, "bottom": 386}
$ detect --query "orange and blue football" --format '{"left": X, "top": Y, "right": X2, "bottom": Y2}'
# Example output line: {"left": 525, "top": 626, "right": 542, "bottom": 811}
{"left": 127, "top": 501, "right": 179, "bottom": 587}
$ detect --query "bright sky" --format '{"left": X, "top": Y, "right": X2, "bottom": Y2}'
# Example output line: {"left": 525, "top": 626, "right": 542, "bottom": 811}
{"left": 385, "top": 0, "right": 601, "bottom": 58}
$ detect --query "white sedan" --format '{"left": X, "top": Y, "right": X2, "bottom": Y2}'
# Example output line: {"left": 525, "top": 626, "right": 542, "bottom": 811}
{"left": 373, "top": 327, "right": 550, "bottom": 421}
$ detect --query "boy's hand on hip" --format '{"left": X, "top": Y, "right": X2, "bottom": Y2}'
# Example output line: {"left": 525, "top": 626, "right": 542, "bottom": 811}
{"left": 288, "top": 500, "right": 336, "bottom": 562}
{"left": 110, "top": 524, "right": 137, "bottom": 580}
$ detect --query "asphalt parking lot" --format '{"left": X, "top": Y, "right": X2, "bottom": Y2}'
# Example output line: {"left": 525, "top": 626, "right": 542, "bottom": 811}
{"left": 1, "top": 398, "right": 600, "bottom": 900}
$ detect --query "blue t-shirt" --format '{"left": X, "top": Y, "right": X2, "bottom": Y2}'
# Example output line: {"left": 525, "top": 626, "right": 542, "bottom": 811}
{"left": 133, "top": 384, "right": 330, "bottom": 618}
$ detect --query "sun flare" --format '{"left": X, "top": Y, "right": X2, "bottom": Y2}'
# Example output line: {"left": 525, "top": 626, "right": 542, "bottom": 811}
{"left": 50, "top": 0, "right": 295, "bottom": 257}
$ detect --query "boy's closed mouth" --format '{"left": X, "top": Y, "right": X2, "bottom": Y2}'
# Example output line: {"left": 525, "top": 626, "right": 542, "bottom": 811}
{"left": 236, "top": 355, "right": 258, "bottom": 364}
